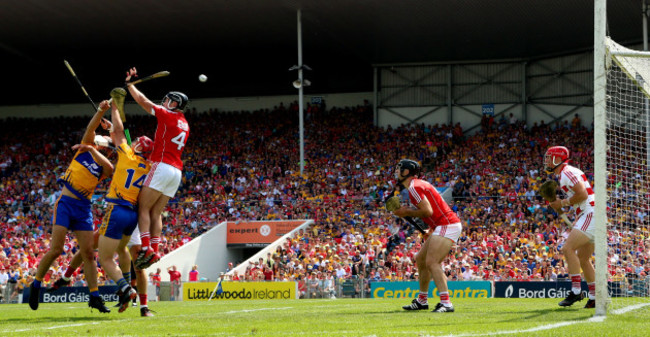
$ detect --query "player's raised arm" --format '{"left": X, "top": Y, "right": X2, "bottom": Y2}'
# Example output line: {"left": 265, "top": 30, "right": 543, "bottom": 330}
{"left": 125, "top": 67, "right": 155, "bottom": 115}
{"left": 71, "top": 143, "right": 114, "bottom": 179}
{"left": 81, "top": 100, "right": 110, "bottom": 145}
{"left": 109, "top": 100, "right": 127, "bottom": 147}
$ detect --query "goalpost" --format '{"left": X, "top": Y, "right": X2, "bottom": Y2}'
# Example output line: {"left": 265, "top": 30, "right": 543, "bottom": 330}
{"left": 595, "top": 0, "right": 650, "bottom": 317}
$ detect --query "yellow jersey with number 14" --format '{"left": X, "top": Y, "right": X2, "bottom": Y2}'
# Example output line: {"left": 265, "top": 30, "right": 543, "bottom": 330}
{"left": 105, "top": 143, "right": 151, "bottom": 207}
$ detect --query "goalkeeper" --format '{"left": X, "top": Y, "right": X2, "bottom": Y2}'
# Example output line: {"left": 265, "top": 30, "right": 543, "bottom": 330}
{"left": 544, "top": 146, "right": 596, "bottom": 309}
{"left": 388, "top": 159, "right": 463, "bottom": 313}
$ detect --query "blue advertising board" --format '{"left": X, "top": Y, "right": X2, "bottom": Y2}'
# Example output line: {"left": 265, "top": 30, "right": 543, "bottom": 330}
{"left": 370, "top": 281, "right": 491, "bottom": 299}
{"left": 495, "top": 281, "right": 648, "bottom": 298}
{"left": 494, "top": 281, "right": 586, "bottom": 299}
{"left": 23, "top": 285, "right": 120, "bottom": 304}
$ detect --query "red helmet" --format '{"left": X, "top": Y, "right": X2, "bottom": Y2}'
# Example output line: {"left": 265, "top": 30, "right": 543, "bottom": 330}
{"left": 132, "top": 136, "right": 153, "bottom": 158}
{"left": 544, "top": 146, "right": 569, "bottom": 171}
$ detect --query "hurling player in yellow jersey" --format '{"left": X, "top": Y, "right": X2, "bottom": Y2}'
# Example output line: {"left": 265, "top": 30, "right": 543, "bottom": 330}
{"left": 97, "top": 99, "right": 152, "bottom": 313}
{"left": 30, "top": 100, "right": 114, "bottom": 313}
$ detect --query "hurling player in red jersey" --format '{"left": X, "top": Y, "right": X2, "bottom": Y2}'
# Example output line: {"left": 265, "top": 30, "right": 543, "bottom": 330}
{"left": 125, "top": 67, "right": 190, "bottom": 269}
{"left": 391, "top": 159, "right": 462, "bottom": 313}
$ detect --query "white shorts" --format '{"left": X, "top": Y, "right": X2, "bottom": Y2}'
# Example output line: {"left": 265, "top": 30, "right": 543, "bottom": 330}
{"left": 573, "top": 211, "right": 595, "bottom": 242}
{"left": 144, "top": 162, "right": 181, "bottom": 197}
{"left": 127, "top": 226, "right": 141, "bottom": 248}
{"left": 432, "top": 222, "right": 462, "bottom": 243}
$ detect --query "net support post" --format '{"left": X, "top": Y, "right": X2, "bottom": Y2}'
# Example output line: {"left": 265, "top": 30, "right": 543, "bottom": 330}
{"left": 593, "top": 0, "right": 608, "bottom": 317}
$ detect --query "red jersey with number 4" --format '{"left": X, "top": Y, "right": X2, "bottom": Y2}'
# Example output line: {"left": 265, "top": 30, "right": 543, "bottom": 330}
{"left": 407, "top": 178, "right": 460, "bottom": 229}
{"left": 151, "top": 105, "right": 189, "bottom": 170}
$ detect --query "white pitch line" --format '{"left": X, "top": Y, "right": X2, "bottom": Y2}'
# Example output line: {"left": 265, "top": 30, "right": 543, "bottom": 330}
{"left": 611, "top": 302, "right": 650, "bottom": 315}
{"left": 223, "top": 307, "right": 293, "bottom": 314}
{"left": 424, "top": 303, "right": 647, "bottom": 337}
{"left": 2, "top": 322, "right": 99, "bottom": 333}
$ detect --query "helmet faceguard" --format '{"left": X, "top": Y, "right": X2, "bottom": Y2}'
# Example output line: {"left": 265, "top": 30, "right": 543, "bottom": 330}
{"left": 132, "top": 136, "right": 153, "bottom": 158}
{"left": 396, "top": 159, "right": 421, "bottom": 187}
{"left": 544, "top": 146, "right": 569, "bottom": 172}
{"left": 162, "top": 91, "right": 188, "bottom": 111}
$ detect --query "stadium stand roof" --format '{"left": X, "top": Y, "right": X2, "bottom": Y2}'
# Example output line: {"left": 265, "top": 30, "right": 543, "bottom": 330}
{"left": 1, "top": 0, "right": 643, "bottom": 105}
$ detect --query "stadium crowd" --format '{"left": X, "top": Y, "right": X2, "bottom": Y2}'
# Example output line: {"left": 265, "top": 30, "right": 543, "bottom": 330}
{"left": 1, "top": 100, "right": 648, "bottom": 302}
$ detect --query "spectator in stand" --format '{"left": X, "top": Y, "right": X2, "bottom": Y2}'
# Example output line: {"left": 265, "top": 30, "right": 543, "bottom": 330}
{"left": 151, "top": 268, "right": 161, "bottom": 301}
{"left": 0, "top": 266, "right": 7, "bottom": 303}
{"left": 167, "top": 265, "right": 181, "bottom": 301}
{"left": 189, "top": 265, "right": 199, "bottom": 282}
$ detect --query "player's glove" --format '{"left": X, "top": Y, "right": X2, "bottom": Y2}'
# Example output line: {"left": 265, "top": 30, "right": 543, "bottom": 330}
{"left": 539, "top": 180, "right": 558, "bottom": 202}
{"left": 385, "top": 195, "right": 401, "bottom": 212}
{"left": 539, "top": 179, "right": 573, "bottom": 228}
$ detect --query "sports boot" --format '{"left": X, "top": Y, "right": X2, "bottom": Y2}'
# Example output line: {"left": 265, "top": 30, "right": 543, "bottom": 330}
{"left": 402, "top": 298, "right": 428, "bottom": 310}
{"left": 89, "top": 295, "right": 111, "bottom": 313}
{"left": 558, "top": 291, "right": 584, "bottom": 307}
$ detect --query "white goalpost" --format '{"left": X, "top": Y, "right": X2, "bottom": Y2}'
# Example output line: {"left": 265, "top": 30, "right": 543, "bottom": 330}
{"left": 595, "top": 0, "right": 650, "bottom": 316}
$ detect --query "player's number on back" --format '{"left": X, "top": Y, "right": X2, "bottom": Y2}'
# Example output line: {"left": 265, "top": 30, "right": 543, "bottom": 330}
{"left": 171, "top": 131, "right": 187, "bottom": 150}
{"left": 124, "top": 169, "right": 146, "bottom": 189}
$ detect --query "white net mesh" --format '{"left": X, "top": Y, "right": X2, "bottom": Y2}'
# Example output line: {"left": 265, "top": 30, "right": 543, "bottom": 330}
{"left": 604, "top": 38, "right": 650, "bottom": 311}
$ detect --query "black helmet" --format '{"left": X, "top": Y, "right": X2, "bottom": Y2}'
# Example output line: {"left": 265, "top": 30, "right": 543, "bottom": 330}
{"left": 397, "top": 159, "right": 420, "bottom": 177}
{"left": 163, "top": 91, "right": 188, "bottom": 111}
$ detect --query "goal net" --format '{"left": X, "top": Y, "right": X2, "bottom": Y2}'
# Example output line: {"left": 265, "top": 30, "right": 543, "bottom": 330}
{"left": 602, "top": 37, "right": 650, "bottom": 312}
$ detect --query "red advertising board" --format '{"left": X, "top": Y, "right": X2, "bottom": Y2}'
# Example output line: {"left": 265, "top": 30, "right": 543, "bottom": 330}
{"left": 226, "top": 221, "right": 304, "bottom": 247}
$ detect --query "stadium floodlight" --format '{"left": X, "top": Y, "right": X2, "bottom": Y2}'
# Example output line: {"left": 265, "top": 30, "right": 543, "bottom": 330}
{"left": 292, "top": 79, "right": 311, "bottom": 89}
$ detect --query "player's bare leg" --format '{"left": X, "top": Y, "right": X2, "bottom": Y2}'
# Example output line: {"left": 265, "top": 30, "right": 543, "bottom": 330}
{"left": 136, "top": 186, "right": 162, "bottom": 268}
{"left": 150, "top": 194, "right": 170, "bottom": 250}
{"left": 29, "top": 225, "right": 67, "bottom": 310}
{"left": 75, "top": 229, "right": 109, "bottom": 313}
{"left": 136, "top": 193, "right": 170, "bottom": 269}
{"left": 559, "top": 230, "right": 591, "bottom": 307}
{"left": 99, "top": 235, "right": 135, "bottom": 313}
{"left": 577, "top": 240, "right": 596, "bottom": 308}
{"left": 110, "top": 242, "right": 135, "bottom": 309}
{"left": 130, "top": 244, "right": 154, "bottom": 316}
{"left": 117, "top": 243, "right": 131, "bottom": 281}
{"left": 427, "top": 235, "right": 454, "bottom": 312}
{"left": 403, "top": 235, "right": 431, "bottom": 310}
{"left": 51, "top": 231, "right": 99, "bottom": 292}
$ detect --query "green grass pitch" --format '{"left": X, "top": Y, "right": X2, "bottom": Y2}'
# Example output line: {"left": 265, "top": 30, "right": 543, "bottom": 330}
{"left": 1, "top": 298, "right": 649, "bottom": 336}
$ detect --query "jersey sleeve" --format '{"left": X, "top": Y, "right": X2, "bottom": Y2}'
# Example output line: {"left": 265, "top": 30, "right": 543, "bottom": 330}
{"left": 151, "top": 104, "right": 169, "bottom": 119}
{"left": 408, "top": 183, "right": 425, "bottom": 205}
{"left": 561, "top": 170, "right": 580, "bottom": 190}
{"left": 117, "top": 143, "right": 136, "bottom": 161}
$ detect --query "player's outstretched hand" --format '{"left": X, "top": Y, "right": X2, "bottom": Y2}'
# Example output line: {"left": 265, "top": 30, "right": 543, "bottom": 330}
{"left": 125, "top": 67, "right": 138, "bottom": 82}
{"left": 98, "top": 99, "right": 110, "bottom": 112}
{"left": 100, "top": 118, "right": 113, "bottom": 131}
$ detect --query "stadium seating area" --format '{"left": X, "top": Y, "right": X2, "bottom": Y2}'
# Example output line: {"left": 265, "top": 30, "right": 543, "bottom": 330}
{"left": 1, "top": 100, "right": 648, "bottom": 298}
